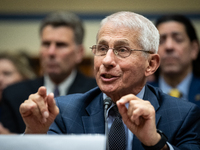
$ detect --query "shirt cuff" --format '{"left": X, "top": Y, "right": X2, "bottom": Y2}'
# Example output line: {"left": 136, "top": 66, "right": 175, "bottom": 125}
{"left": 167, "top": 142, "right": 174, "bottom": 150}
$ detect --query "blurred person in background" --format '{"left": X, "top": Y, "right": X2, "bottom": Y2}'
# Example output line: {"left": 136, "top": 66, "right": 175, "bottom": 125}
{"left": 0, "top": 51, "right": 36, "bottom": 134}
{"left": 149, "top": 14, "right": 200, "bottom": 107}
{"left": 0, "top": 11, "right": 97, "bottom": 134}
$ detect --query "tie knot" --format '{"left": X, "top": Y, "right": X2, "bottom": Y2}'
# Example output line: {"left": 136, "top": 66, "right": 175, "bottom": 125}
{"left": 109, "top": 105, "right": 121, "bottom": 118}
{"left": 168, "top": 88, "right": 182, "bottom": 98}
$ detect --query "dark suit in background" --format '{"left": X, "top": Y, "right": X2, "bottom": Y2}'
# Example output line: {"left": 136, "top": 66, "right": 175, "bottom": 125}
{"left": 48, "top": 85, "right": 200, "bottom": 149}
{"left": 1, "top": 71, "right": 97, "bottom": 133}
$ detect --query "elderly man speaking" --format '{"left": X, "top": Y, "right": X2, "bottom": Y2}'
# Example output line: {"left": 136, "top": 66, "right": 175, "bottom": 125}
{"left": 20, "top": 11, "right": 200, "bottom": 150}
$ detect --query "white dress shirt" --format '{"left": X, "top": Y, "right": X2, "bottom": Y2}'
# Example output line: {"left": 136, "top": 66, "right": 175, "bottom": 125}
{"left": 44, "top": 69, "right": 77, "bottom": 96}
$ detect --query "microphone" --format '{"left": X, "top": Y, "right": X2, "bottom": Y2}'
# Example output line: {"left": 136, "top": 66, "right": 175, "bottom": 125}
{"left": 104, "top": 97, "right": 112, "bottom": 150}
{"left": 104, "top": 97, "right": 112, "bottom": 119}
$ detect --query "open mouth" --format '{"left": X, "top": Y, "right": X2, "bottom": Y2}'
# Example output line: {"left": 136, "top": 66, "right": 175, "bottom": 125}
{"left": 102, "top": 74, "right": 114, "bottom": 78}
{"left": 100, "top": 73, "right": 119, "bottom": 82}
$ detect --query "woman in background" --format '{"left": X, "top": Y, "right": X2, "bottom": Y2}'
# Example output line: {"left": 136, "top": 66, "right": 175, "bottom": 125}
{"left": 0, "top": 51, "right": 36, "bottom": 134}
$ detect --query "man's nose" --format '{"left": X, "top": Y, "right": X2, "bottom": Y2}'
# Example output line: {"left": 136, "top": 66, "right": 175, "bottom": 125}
{"left": 164, "top": 38, "right": 174, "bottom": 50}
{"left": 102, "top": 49, "right": 116, "bottom": 67}
{"left": 48, "top": 44, "right": 56, "bottom": 54}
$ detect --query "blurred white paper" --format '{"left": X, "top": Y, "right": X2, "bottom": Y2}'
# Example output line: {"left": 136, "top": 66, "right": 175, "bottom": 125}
{"left": 0, "top": 134, "right": 106, "bottom": 150}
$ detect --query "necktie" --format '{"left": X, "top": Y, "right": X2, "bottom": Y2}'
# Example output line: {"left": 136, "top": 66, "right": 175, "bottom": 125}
{"left": 53, "top": 86, "right": 60, "bottom": 97}
{"left": 168, "top": 88, "right": 182, "bottom": 98}
{"left": 108, "top": 105, "right": 126, "bottom": 150}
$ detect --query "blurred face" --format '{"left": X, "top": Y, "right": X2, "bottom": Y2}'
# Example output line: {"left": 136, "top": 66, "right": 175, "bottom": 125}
{"left": 94, "top": 23, "right": 151, "bottom": 101}
{"left": 0, "top": 59, "right": 23, "bottom": 99}
{"left": 157, "top": 21, "right": 197, "bottom": 76}
{"left": 40, "top": 25, "right": 83, "bottom": 84}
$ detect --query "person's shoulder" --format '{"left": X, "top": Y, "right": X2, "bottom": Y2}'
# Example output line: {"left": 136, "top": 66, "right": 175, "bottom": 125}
{"left": 147, "top": 83, "right": 197, "bottom": 109}
{"left": 70, "top": 71, "right": 97, "bottom": 93}
{"left": 55, "top": 87, "right": 101, "bottom": 108}
{"left": 192, "top": 74, "right": 200, "bottom": 80}
{"left": 147, "top": 80, "right": 159, "bottom": 87}
{"left": 2, "top": 77, "right": 44, "bottom": 100}
{"left": 191, "top": 75, "right": 200, "bottom": 86}
{"left": 5, "top": 77, "right": 43, "bottom": 90}
{"left": 159, "top": 93, "right": 200, "bottom": 122}
{"left": 76, "top": 71, "right": 96, "bottom": 82}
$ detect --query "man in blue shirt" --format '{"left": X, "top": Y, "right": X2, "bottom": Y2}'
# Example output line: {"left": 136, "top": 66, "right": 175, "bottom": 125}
{"left": 149, "top": 14, "right": 200, "bottom": 107}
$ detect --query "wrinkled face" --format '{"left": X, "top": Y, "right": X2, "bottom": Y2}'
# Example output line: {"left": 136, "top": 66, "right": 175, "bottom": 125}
{"left": 94, "top": 23, "right": 150, "bottom": 101}
{"left": 157, "top": 21, "right": 197, "bottom": 76}
{"left": 0, "top": 59, "right": 23, "bottom": 99}
{"left": 40, "top": 25, "right": 83, "bottom": 83}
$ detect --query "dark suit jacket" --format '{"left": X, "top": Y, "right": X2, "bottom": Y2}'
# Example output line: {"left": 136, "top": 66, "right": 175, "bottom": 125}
{"left": 148, "top": 75, "right": 200, "bottom": 107}
{"left": 0, "top": 71, "right": 97, "bottom": 133}
{"left": 48, "top": 84, "right": 200, "bottom": 150}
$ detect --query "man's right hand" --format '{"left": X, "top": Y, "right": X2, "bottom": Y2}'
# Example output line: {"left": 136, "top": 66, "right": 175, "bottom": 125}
{"left": 19, "top": 86, "right": 59, "bottom": 134}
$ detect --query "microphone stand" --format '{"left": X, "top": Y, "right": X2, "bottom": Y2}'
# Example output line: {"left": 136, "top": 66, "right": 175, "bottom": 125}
{"left": 104, "top": 97, "right": 112, "bottom": 150}
{"left": 105, "top": 108, "right": 109, "bottom": 150}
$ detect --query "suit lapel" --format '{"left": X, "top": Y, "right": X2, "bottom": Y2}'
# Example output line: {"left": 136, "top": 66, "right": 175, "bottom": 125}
{"left": 67, "top": 71, "right": 82, "bottom": 94}
{"left": 188, "top": 75, "right": 200, "bottom": 105}
{"left": 82, "top": 90, "right": 105, "bottom": 134}
{"left": 143, "top": 85, "right": 161, "bottom": 125}
{"left": 80, "top": 85, "right": 163, "bottom": 148}
{"left": 132, "top": 85, "right": 161, "bottom": 149}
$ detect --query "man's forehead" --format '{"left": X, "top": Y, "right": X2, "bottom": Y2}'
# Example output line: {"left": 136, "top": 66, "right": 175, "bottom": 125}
{"left": 159, "top": 30, "right": 188, "bottom": 40}
{"left": 98, "top": 39, "right": 130, "bottom": 45}
{"left": 158, "top": 21, "right": 187, "bottom": 35}
{"left": 41, "top": 25, "right": 74, "bottom": 36}
{"left": 98, "top": 22, "right": 137, "bottom": 35}
{"left": 160, "top": 31, "right": 184, "bottom": 36}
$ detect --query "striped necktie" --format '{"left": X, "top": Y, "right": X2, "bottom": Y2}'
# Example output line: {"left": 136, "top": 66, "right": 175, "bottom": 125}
{"left": 54, "top": 86, "right": 60, "bottom": 97}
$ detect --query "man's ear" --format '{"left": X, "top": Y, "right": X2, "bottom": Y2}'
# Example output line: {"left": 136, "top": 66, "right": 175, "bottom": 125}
{"left": 145, "top": 54, "right": 160, "bottom": 77}
{"left": 191, "top": 40, "right": 199, "bottom": 60}
{"left": 75, "top": 44, "right": 84, "bottom": 64}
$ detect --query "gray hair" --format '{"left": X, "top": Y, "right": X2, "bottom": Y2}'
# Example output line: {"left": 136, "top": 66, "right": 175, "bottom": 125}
{"left": 98, "top": 11, "right": 159, "bottom": 53}
{"left": 39, "top": 11, "right": 84, "bottom": 45}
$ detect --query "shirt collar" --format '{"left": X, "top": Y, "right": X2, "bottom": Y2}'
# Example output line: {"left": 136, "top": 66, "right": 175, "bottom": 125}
{"left": 44, "top": 69, "right": 77, "bottom": 96}
{"left": 159, "top": 73, "right": 193, "bottom": 100}
{"left": 103, "top": 86, "right": 145, "bottom": 108}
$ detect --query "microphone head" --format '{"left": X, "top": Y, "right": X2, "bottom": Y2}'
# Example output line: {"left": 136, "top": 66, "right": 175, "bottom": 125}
{"left": 104, "top": 97, "right": 112, "bottom": 108}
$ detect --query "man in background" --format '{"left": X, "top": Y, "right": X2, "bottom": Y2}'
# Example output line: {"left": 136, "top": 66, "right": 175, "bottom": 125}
{"left": 149, "top": 14, "right": 200, "bottom": 107}
{"left": 0, "top": 11, "right": 97, "bottom": 133}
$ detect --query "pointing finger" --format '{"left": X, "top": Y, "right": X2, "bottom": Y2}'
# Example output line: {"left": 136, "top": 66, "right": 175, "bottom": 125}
{"left": 37, "top": 86, "right": 47, "bottom": 98}
{"left": 47, "top": 93, "right": 59, "bottom": 117}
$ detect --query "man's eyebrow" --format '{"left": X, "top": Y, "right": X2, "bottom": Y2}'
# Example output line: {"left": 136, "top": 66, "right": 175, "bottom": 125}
{"left": 160, "top": 31, "right": 184, "bottom": 37}
{"left": 98, "top": 40, "right": 108, "bottom": 45}
{"left": 56, "top": 42, "right": 69, "bottom": 47}
{"left": 98, "top": 39, "right": 130, "bottom": 45}
{"left": 114, "top": 40, "right": 129, "bottom": 45}
{"left": 171, "top": 32, "right": 185, "bottom": 37}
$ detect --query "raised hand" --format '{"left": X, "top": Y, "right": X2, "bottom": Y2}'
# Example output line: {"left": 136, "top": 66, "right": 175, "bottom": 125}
{"left": 19, "top": 86, "right": 59, "bottom": 134}
{"left": 117, "top": 94, "right": 161, "bottom": 146}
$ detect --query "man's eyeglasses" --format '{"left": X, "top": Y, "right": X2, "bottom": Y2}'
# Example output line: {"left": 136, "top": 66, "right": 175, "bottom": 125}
{"left": 90, "top": 44, "right": 154, "bottom": 58}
